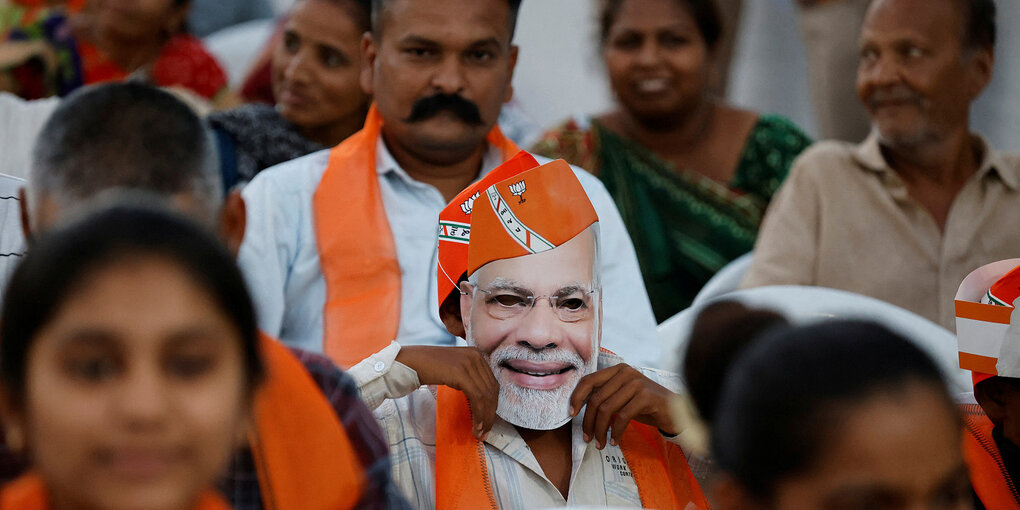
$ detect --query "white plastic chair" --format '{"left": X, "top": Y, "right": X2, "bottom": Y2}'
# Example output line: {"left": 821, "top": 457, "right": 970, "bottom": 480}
{"left": 692, "top": 252, "right": 753, "bottom": 306}
{"left": 657, "top": 285, "right": 970, "bottom": 393}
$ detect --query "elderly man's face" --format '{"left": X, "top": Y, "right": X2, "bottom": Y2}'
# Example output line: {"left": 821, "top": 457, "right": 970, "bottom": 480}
{"left": 361, "top": 0, "right": 517, "bottom": 166}
{"left": 856, "top": 0, "right": 992, "bottom": 148}
{"left": 461, "top": 228, "right": 600, "bottom": 429}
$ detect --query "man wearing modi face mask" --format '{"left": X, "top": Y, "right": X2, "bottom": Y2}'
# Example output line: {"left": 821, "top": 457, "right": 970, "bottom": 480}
{"left": 350, "top": 154, "right": 709, "bottom": 509}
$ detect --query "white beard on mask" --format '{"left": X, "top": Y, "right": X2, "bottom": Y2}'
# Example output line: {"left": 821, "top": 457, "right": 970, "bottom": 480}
{"left": 480, "top": 342, "right": 598, "bottom": 430}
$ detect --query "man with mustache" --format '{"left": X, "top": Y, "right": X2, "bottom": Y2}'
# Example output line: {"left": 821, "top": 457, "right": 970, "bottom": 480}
{"left": 350, "top": 157, "right": 709, "bottom": 508}
{"left": 236, "top": 0, "right": 660, "bottom": 369}
{"left": 741, "top": 0, "right": 1020, "bottom": 332}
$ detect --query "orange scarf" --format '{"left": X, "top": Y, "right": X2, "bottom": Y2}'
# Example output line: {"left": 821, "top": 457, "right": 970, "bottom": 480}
{"left": 312, "top": 104, "right": 520, "bottom": 368}
{"left": 962, "top": 403, "right": 1020, "bottom": 509}
{"left": 249, "top": 333, "right": 366, "bottom": 510}
{"left": 434, "top": 386, "right": 711, "bottom": 509}
{"left": 0, "top": 473, "right": 229, "bottom": 510}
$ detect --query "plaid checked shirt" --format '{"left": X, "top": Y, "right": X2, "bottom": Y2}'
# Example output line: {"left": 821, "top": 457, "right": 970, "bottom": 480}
{"left": 350, "top": 342, "right": 687, "bottom": 509}
{"left": 220, "top": 347, "right": 411, "bottom": 509}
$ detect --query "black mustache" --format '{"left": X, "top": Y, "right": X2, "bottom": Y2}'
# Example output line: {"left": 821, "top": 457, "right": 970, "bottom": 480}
{"left": 404, "top": 94, "right": 484, "bottom": 125}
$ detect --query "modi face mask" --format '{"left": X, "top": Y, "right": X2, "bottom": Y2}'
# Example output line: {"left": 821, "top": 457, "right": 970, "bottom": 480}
{"left": 437, "top": 156, "right": 601, "bottom": 430}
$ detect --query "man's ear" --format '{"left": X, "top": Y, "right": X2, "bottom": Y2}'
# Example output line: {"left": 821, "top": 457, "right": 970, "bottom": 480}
{"left": 360, "top": 32, "right": 378, "bottom": 96}
{"left": 17, "top": 187, "right": 31, "bottom": 243}
{"left": 440, "top": 292, "right": 465, "bottom": 338}
{"left": 219, "top": 190, "right": 246, "bottom": 259}
{"left": 967, "top": 46, "right": 995, "bottom": 100}
{"left": 504, "top": 45, "right": 519, "bottom": 103}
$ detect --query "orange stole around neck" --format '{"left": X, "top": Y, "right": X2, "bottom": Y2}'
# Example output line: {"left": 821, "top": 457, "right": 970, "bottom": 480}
{"left": 434, "top": 386, "right": 712, "bottom": 510}
{"left": 962, "top": 404, "right": 1020, "bottom": 509}
{"left": 249, "top": 334, "right": 366, "bottom": 510}
{"left": 0, "top": 473, "right": 230, "bottom": 510}
{"left": 312, "top": 105, "right": 520, "bottom": 368}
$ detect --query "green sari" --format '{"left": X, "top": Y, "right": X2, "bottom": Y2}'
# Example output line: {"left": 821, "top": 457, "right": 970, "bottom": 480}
{"left": 533, "top": 115, "right": 811, "bottom": 322}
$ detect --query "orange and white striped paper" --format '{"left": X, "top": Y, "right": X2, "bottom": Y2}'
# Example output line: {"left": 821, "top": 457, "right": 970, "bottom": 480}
{"left": 956, "top": 258, "right": 1020, "bottom": 376}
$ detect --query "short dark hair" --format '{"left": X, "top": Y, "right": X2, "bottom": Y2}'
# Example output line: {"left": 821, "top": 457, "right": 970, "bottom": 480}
{"left": 599, "top": 0, "right": 722, "bottom": 50}
{"left": 371, "top": 0, "right": 523, "bottom": 39}
{"left": 29, "top": 83, "right": 221, "bottom": 226}
{"left": 315, "top": 0, "right": 372, "bottom": 32}
{"left": 0, "top": 202, "right": 264, "bottom": 404}
{"left": 958, "top": 0, "right": 996, "bottom": 51}
{"left": 682, "top": 301, "right": 789, "bottom": 424}
{"left": 711, "top": 320, "right": 953, "bottom": 500}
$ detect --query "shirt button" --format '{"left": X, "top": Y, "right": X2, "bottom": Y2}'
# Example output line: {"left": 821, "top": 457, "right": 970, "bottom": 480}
{"left": 374, "top": 361, "right": 386, "bottom": 372}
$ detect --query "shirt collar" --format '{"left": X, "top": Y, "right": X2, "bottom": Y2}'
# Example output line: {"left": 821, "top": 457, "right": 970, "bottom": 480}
{"left": 853, "top": 131, "right": 1019, "bottom": 191}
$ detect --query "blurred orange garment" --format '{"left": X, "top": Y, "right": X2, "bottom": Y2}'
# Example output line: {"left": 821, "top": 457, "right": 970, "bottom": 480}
{"left": 77, "top": 35, "right": 227, "bottom": 100}
{"left": 10, "top": 0, "right": 84, "bottom": 11}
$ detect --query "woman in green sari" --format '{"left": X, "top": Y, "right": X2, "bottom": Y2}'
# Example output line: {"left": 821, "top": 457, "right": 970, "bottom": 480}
{"left": 533, "top": 0, "right": 811, "bottom": 323}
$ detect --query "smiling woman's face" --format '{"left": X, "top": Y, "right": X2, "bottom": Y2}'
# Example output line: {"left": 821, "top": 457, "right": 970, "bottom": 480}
{"left": 271, "top": 0, "right": 370, "bottom": 141}
{"left": 10, "top": 256, "right": 248, "bottom": 510}
{"left": 602, "top": 0, "right": 712, "bottom": 123}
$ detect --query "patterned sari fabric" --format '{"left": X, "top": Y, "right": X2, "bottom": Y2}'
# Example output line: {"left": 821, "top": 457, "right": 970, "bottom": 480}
{"left": 4, "top": 8, "right": 226, "bottom": 100}
{"left": 533, "top": 115, "right": 811, "bottom": 322}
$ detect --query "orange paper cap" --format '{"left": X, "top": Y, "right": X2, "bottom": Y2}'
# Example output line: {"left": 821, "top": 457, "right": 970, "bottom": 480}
{"left": 436, "top": 151, "right": 541, "bottom": 310}
{"left": 467, "top": 159, "right": 598, "bottom": 276}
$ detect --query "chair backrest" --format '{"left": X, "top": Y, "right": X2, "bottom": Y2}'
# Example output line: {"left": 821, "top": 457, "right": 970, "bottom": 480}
{"left": 692, "top": 252, "right": 753, "bottom": 306}
{"left": 657, "top": 285, "right": 970, "bottom": 393}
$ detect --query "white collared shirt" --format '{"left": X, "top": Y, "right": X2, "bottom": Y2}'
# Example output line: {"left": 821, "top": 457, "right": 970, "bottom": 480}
{"left": 237, "top": 138, "right": 661, "bottom": 367}
{"left": 351, "top": 342, "right": 685, "bottom": 509}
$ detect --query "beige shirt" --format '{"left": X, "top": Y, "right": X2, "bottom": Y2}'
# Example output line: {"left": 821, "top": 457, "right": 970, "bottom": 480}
{"left": 742, "top": 133, "right": 1020, "bottom": 331}
{"left": 350, "top": 342, "right": 688, "bottom": 509}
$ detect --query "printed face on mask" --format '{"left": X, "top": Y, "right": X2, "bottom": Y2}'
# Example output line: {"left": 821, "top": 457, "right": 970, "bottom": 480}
{"left": 461, "top": 227, "right": 601, "bottom": 430}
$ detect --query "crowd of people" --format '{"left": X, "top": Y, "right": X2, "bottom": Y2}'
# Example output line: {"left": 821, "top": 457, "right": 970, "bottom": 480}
{"left": 0, "top": 0, "right": 1018, "bottom": 509}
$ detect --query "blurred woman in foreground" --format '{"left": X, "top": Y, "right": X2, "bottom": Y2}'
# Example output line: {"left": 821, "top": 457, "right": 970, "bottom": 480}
{"left": 0, "top": 204, "right": 263, "bottom": 509}
{"left": 707, "top": 320, "right": 972, "bottom": 509}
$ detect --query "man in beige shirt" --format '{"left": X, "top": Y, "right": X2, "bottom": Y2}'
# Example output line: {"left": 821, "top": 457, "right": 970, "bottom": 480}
{"left": 742, "top": 0, "right": 1018, "bottom": 332}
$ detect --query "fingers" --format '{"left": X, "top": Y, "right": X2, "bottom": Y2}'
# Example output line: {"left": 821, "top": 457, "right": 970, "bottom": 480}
{"left": 588, "top": 379, "right": 643, "bottom": 449}
{"left": 570, "top": 364, "right": 623, "bottom": 417}
{"left": 580, "top": 367, "right": 634, "bottom": 445}
{"left": 467, "top": 357, "right": 499, "bottom": 441}
{"left": 610, "top": 394, "right": 649, "bottom": 447}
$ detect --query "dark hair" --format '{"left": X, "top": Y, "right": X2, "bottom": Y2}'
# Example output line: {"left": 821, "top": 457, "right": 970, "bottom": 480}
{"left": 958, "top": 0, "right": 996, "bottom": 50}
{"left": 0, "top": 202, "right": 264, "bottom": 403}
{"left": 711, "top": 320, "right": 953, "bottom": 500}
{"left": 599, "top": 0, "right": 722, "bottom": 49}
{"left": 683, "top": 301, "right": 789, "bottom": 424}
{"left": 371, "top": 0, "right": 523, "bottom": 39}
{"left": 30, "top": 83, "right": 221, "bottom": 225}
{"left": 317, "top": 0, "right": 372, "bottom": 33}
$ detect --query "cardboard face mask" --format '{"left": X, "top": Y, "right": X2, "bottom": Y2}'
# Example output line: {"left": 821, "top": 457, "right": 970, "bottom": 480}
{"left": 464, "top": 225, "right": 602, "bottom": 430}
{"left": 438, "top": 157, "right": 601, "bottom": 430}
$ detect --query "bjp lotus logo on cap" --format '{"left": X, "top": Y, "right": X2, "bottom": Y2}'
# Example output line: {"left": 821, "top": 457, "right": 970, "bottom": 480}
{"left": 509, "top": 180, "right": 527, "bottom": 204}
{"left": 460, "top": 191, "right": 481, "bottom": 215}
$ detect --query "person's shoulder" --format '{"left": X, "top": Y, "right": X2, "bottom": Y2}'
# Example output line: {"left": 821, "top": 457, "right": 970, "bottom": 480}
{"left": 531, "top": 115, "right": 597, "bottom": 168}
{"left": 751, "top": 114, "right": 813, "bottom": 145}
{"left": 246, "top": 149, "right": 332, "bottom": 195}
{"left": 788, "top": 139, "right": 860, "bottom": 176}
